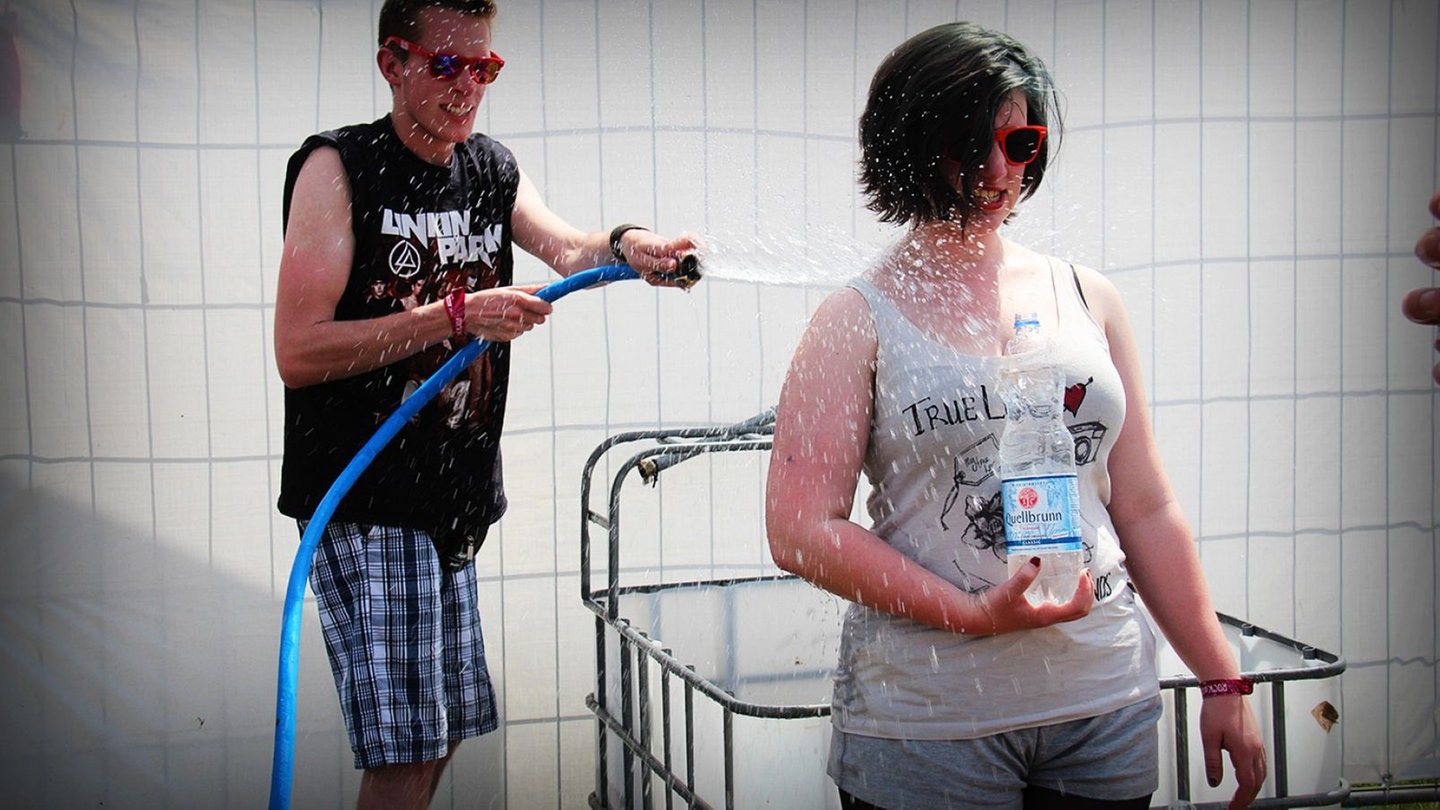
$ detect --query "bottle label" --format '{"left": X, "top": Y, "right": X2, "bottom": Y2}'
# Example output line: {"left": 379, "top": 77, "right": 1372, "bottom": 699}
{"left": 1000, "top": 474, "right": 1082, "bottom": 555}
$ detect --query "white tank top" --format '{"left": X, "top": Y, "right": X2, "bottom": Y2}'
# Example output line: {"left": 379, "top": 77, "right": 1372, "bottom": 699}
{"left": 835, "top": 261, "right": 1158, "bottom": 740}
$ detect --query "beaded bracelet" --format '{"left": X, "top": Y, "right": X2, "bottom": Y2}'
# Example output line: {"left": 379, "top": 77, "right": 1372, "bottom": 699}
{"left": 1198, "top": 677, "right": 1253, "bottom": 698}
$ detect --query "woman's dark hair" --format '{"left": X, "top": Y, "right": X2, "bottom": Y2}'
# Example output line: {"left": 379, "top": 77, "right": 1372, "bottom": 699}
{"left": 858, "top": 22, "right": 1061, "bottom": 229}
{"left": 378, "top": 0, "right": 497, "bottom": 46}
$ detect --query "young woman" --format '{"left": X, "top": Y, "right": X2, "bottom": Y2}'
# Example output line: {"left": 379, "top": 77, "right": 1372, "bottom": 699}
{"left": 765, "top": 22, "right": 1265, "bottom": 810}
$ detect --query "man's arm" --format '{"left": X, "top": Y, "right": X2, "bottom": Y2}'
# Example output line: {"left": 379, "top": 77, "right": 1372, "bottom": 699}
{"left": 509, "top": 168, "right": 698, "bottom": 283}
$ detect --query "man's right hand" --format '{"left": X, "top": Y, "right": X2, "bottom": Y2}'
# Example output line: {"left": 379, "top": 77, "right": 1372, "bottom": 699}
{"left": 463, "top": 284, "right": 553, "bottom": 342}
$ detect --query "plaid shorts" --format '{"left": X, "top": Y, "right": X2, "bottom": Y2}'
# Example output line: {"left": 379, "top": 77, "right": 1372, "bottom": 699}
{"left": 305, "top": 521, "right": 499, "bottom": 769}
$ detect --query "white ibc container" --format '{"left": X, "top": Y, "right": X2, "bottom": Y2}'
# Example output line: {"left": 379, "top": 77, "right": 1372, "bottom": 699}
{"left": 599, "top": 578, "right": 845, "bottom": 809}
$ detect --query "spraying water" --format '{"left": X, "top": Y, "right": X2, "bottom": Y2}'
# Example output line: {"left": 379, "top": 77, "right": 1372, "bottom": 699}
{"left": 692, "top": 224, "right": 890, "bottom": 287}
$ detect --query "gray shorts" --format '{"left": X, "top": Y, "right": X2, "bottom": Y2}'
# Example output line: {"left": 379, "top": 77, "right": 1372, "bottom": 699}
{"left": 828, "top": 696, "right": 1162, "bottom": 809}
{"left": 306, "top": 521, "right": 499, "bottom": 769}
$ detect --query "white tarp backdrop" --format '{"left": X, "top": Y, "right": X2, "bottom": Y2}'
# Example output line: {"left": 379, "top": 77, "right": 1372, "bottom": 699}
{"left": 0, "top": 0, "right": 1436, "bottom": 807}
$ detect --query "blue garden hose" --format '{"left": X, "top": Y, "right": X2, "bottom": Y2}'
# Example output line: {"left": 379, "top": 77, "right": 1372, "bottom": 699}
{"left": 269, "top": 263, "right": 641, "bottom": 810}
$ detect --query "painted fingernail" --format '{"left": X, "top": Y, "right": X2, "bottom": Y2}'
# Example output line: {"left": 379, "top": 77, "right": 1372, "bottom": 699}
{"left": 1029, "top": 556, "right": 1041, "bottom": 568}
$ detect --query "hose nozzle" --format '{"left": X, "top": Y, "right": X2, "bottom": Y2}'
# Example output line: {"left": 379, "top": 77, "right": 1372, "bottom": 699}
{"left": 672, "top": 252, "right": 703, "bottom": 289}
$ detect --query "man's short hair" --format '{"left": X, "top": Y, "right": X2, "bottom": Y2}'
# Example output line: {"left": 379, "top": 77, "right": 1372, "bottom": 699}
{"left": 378, "top": 0, "right": 498, "bottom": 46}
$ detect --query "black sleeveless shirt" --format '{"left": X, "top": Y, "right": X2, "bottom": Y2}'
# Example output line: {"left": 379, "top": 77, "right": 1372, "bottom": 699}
{"left": 277, "top": 116, "right": 516, "bottom": 534}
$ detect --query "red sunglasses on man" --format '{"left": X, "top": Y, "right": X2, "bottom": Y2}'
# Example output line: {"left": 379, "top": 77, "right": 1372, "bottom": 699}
{"left": 384, "top": 36, "right": 504, "bottom": 85}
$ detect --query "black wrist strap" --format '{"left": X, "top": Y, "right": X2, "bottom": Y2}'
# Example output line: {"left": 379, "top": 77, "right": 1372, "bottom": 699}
{"left": 609, "top": 223, "right": 648, "bottom": 263}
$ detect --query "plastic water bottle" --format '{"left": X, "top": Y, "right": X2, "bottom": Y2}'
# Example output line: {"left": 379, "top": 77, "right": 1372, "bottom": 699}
{"left": 997, "top": 313, "right": 1084, "bottom": 605}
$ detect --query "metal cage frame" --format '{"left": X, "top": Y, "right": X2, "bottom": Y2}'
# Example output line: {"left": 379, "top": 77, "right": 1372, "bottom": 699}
{"left": 579, "top": 411, "right": 1352, "bottom": 810}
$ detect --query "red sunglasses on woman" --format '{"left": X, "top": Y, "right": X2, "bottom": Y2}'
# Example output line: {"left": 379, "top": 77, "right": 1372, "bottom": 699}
{"left": 992, "top": 125, "right": 1047, "bottom": 165}
{"left": 948, "top": 125, "right": 1048, "bottom": 166}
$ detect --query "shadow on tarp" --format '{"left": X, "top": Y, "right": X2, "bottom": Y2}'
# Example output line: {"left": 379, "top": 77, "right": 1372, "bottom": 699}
{"left": 0, "top": 474, "right": 504, "bottom": 809}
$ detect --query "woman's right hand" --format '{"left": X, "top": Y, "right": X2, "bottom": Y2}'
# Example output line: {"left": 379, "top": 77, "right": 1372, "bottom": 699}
{"left": 463, "top": 284, "right": 553, "bottom": 342}
{"left": 972, "top": 558, "right": 1094, "bottom": 635}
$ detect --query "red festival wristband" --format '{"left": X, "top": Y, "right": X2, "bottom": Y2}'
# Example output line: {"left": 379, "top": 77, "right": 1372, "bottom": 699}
{"left": 444, "top": 287, "right": 466, "bottom": 341}
{"left": 1198, "top": 677, "right": 1254, "bottom": 698}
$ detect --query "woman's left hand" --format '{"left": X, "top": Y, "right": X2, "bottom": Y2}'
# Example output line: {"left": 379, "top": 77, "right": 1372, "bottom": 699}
{"left": 1199, "top": 694, "right": 1267, "bottom": 809}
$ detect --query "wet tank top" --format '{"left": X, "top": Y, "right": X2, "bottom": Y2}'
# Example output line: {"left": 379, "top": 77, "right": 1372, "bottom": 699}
{"left": 833, "top": 261, "right": 1158, "bottom": 740}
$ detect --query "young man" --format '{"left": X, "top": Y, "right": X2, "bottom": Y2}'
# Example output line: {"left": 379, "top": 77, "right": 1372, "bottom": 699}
{"left": 272, "top": 1, "right": 697, "bottom": 806}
